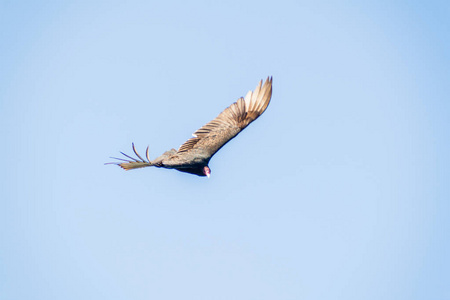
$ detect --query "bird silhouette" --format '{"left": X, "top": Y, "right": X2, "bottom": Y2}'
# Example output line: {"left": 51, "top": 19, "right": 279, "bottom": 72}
{"left": 107, "top": 77, "right": 273, "bottom": 177}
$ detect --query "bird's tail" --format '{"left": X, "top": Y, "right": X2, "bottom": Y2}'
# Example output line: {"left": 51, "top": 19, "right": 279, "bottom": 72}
{"left": 105, "top": 143, "right": 153, "bottom": 171}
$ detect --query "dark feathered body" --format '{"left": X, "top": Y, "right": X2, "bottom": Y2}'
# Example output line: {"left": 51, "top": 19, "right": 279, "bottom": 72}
{"left": 107, "top": 77, "right": 273, "bottom": 177}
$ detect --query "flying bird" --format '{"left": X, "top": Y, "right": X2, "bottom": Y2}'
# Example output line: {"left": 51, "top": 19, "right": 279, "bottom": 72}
{"left": 107, "top": 77, "right": 273, "bottom": 177}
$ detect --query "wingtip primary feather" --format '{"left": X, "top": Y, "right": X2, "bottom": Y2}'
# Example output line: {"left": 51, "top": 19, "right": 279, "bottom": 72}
{"left": 146, "top": 146, "right": 150, "bottom": 162}
{"left": 132, "top": 143, "right": 147, "bottom": 162}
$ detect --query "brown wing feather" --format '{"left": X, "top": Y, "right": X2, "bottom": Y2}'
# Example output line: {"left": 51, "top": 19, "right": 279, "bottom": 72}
{"left": 178, "top": 77, "right": 273, "bottom": 156}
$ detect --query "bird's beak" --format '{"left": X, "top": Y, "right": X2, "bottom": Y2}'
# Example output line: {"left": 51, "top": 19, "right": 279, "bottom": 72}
{"left": 203, "top": 166, "right": 211, "bottom": 178}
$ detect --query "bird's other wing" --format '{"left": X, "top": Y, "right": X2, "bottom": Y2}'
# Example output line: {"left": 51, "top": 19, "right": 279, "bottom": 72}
{"left": 177, "top": 76, "right": 273, "bottom": 157}
{"left": 105, "top": 143, "right": 153, "bottom": 170}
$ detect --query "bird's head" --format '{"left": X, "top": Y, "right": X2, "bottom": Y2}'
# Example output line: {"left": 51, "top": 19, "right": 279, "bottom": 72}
{"left": 203, "top": 166, "right": 211, "bottom": 178}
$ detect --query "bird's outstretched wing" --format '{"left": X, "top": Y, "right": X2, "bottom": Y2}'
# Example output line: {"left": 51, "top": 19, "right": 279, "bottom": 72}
{"left": 177, "top": 77, "right": 273, "bottom": 158}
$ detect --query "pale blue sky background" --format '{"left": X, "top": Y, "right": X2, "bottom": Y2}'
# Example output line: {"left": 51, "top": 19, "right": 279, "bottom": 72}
{"left": 1, "top": 1, "right": 449, "bottom": 299}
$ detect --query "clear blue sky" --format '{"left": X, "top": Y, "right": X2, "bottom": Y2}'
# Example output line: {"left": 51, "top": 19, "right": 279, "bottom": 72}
{"left": 1, "top": 1, "right": 449, "bottom": 299}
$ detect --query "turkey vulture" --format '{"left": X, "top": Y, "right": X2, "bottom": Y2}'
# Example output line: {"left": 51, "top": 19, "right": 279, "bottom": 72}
{"left": 107, "top": 77, "right": 273, "bottom": 177}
